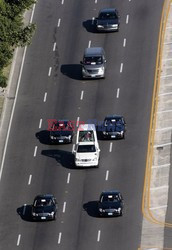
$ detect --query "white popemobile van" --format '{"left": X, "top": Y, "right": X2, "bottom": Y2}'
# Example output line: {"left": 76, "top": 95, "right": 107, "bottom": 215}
{"left": 73, "top": 124, "right": 100, "bottom": 167}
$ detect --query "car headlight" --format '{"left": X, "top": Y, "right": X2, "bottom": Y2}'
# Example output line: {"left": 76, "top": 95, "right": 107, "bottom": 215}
{"left": 50, "top": 212, "right": 54, "bottom": 216}
{"left": 68, "top": 135, "right": 72, "bottom": 139}
{"left": 103, "top": 131, "right": 107, "bottom": 135}
{"left": 99, "top": 208, "right": 102, "bottom": 212}
{"left": 82, "top": 67, "right": 87, "bottom": 73}
{"left": 50, "top": 136, "right": 54, "bottom": 139}
{"left": 97, "top": 25, "right": 104, "bottom": 28}
{"left": 118, "top": 208, "right": 121, "bottom": 212}
{"left": 99, "top": 67, "right": 104, "bottom": 73}
{"left": 32, "top": 212, "right": 36, "bottom": 216}
{"left": 112, "top": 24, "right": 118, "bottom": 28}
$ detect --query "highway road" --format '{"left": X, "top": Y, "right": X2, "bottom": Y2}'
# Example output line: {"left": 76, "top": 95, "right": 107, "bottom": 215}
{"left": 0, "top": 0, "right": 164, "bottom": 249}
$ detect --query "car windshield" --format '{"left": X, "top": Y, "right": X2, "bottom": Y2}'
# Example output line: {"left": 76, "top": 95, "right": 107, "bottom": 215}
{"left": 101, "top": 194, "right": 120, "bottom": 203}
{"left": 84, "top": 56, "right": 103, "bottom": 65}
{"left": 52, "top": 121, "right": 73, "bottom": 131}
{"left": 105, "top": 118, "right": 123, "bottom": 126}
{"left": 79, "top": 131, "right": 94, "bottom": 142}
{"left": 77, "top": 145, "right": 96, "bottom": 153}
{"left": 99, "top": 12, "right": 117, "bottom": 20}
{"left": 34, "top": 198, "right": 53, "bottom": 207}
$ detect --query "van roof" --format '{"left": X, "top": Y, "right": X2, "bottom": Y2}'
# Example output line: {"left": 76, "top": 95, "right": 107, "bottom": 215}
{"left": 84, "top": 47, "right": 104, "bottom": 57}
{"left": 78, "top": 124, "right": 96, "bottom": 131}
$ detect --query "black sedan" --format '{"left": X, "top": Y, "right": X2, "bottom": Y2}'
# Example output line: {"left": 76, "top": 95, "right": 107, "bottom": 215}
{"left": 32, "top": 194, "right": 57, "bottom": 221}
{"left": 50, "top": 120, "right": 74, "bottom": 144}
{"left": 101, "top": 115, "right": 126, "bottom": 139}
{"left": 95, "top": 8, "right": 120, "bottom": 32}
{"left": 98, "top": 191, "right": 123, "bottom": 217}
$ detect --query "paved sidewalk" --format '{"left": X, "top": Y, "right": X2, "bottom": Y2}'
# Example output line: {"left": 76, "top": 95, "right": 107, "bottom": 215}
{"left": 140, "top": 0, "right": 172, "bottom": 249}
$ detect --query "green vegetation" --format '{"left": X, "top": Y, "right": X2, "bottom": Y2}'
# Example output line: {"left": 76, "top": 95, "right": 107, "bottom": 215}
{"left": 0, "top": 0, "right": 36, "bottom": 87}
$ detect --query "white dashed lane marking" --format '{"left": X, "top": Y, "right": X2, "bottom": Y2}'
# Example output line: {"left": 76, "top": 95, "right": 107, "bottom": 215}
{"left": 58, "top": 232, "right": 62, "bottom": 244}
{"left": 95, "top": 0, "right": 97, "bottom": 3}
{"left": 109, "top": 142, "right": 113, "bottom": 152}
{"left": 53, "top": 42, "right": 56, "bottom": 51}
{"left": 39, "top": 119, "right": 42, "bottom": 129}
{"left": 67, "top": 173, "right": 71, "bottom": 184}
{"left": 23, "top": 204, "right": 26, "bottom": 216}
{"left": 116, "top": 88, "right": 120, "bottom": 98}
{"left": 17, "top": 234, "right": 21, "bottom": 246}
{"left": 88, "top": 40, "right": 91, "bottom": 48}
{"left": 61, "top": 0, "right": 64, "bottom": 4}
{"left": 76, "top": 117, "right": 80, "bottom": 127}
{"left": 58, "top": 18, "right": 61, "bottom": 27}
{"left": 28, "top": 175, "right": 32, "bottom": 185}
{"left": 126, "top": 15, "right": 129, "bottom": 24}
{"left": 44, "top": 92, "right": 47, "bottom": 102}
{"left": 120, "top": 63, "right": 123, "bottom": 73}
{"left": 63, "top": 202, "right": 66, "bottom": 213}
{"left": 80, "top": 90, "right": 84, "bottom": 100}
{"left": 97, "top": 230, "right": 101, "bottom": 242}
{"left": 105, "top": 170, "right": 109, "bottom": 181}
{"left": 123, "top": 38, "right": 126, "bottom": 47}
{"left": 48, "top": 67, "right": 52, "bottom": 76}
{"left": 34, "top": 146, "right": 38, "bottom": 157}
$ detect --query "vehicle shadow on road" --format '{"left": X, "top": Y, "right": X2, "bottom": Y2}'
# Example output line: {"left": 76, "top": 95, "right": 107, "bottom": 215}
{"left": 83, "top": 201, "right": 99, "bottom": 217}
{"left": 61, "top": 64, "right": 82, "bottom": 80}
{"left": 17, "top": 205, "right": 33, "bottom": 222}
{"left": 82, "top": 20, "right": 97, "bottom": 33}
{"left": 41, "top": 149, "right": 75, "bottom": 169}
{"left": 35, "top": 130, "right": 51, "bottom": 145}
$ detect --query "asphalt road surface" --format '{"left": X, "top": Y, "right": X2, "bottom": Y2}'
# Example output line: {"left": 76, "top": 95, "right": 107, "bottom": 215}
{"left": 0, "top": 0, "right": 164, "bottom": 249}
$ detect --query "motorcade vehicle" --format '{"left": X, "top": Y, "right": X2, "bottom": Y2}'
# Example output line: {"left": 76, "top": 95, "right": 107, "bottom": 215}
{"left": 49, "top": 119, "right": 73, "bottom": 144}
{"left": 32, "top": 194, "right": 57, "bottom": 221}
{"left": 73, "top": 124, "right": 100, "bottom": 167}
{"left": 95, "top": 8, "right": 120, "bottom": 32}
{"left": 101, "top": 115, "right": 126, "bottom": 139}
{"left": 98, "top": 190, "right": 123, "bottom": 217}
{"left": 80, "top": 47, "right": 106, "bottom": 79}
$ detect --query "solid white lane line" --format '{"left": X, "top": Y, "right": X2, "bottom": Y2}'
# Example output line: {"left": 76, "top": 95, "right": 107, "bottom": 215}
{"left": 123, "top": 38, "right": 126, "bottom": 47}
{"left": 34, "top": 146, "right": 38, "bottom": 157}
{"left": 80, "top": 90, "right": 84, "bottom": 100}
{"left": 28, "top": 175, "right": 32, "bottom": 185}
{"left": 29, "top": 3, "right": 36, "bottom": 23}
{"left": 97, "top": 230, "right": 101, "bottom": 242}
{"left": 120, "top": 63, "right": 123, "bottom": 73}
{"left": 88, "top": 40, "right": 91, "bottom": 48}
{"left": 17, "top": 234, "right": 21, "bottom": 246}
{"left": 58, "top": 232, "right": 62, "bottom": 244}
{"left": 126, "top": 15, "right": 129, "bottom": 24}
{"left": 116, "top": 88, "right": 120, "bottom": 98}
{"left": 48, "top": 67, "right": 52, "bottom": 76}
{"left": 67, "top": 173, "right": 71, "bottom": 184}
{"left": 76, "top": 117, "right": 80, "bottom": 127}
{"left": 44, "top": 92, "right": 47, "bottom": 102}
{"left": 58, "top": 18, "right": 61, "bottom": 27}
{"left": 53, "top": 42, "right": 56, "bottom": 51}
{"left": 61, "top": 0, "right": 64, "bottom": 4}
{"left": 105, "top": 170, "right": 109, "bottom": 181}
{"left": 39, "top": 119, "right": 42, "bottom": 129}
{"left": 63, "top": 202, "right": 66, "bottom": 213}
{"left": 23, "top": 204, "right": 27, "bottom": 216}
{"left": 109, "top": 142, "right": 113, "bottom": 152}
{"left": 92, "top": 17, "right": 95, "bottom": 24}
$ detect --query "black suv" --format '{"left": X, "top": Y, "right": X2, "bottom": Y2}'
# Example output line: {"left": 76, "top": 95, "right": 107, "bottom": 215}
{"left": 95, "top": 8, "right": 120, "bottom": 32}
{"left": 98, "top": 191, "right": 123, "bottom": 217}
{"left": 32, "top": 194, "right": 57, "bottom": 221}
{"left": 101, "top": 115, "right": 126, "bottom": 139}
{"left": 50, "top": 120, "right": 74, "bottom": 144}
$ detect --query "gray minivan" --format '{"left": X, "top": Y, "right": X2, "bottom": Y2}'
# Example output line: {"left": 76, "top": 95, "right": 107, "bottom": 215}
{"left": 80, "top": 47, "right": 106, "bottom": 79}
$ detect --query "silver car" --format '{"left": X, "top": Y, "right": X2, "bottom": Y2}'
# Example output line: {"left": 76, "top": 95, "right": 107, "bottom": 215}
{"left": 80, "top": 47, "right": 106, "bottom": 79}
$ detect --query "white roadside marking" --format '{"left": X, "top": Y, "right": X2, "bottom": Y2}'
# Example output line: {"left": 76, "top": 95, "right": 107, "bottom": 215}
{"left": 53, "top": 42, "right": 56, "bottom": 51}
{"left": 48, "top": 67, "right": 52, "bottom": 76}
{"left": 80, "top": 90, "right": 84, "bottom": 100}
{"left": 88, "top": 40, "right": 91, "bottom": 48}
{"left": 120, "top": 63, "right": 123, "bottom": 73}
{"left": 161, "top": 74, "right": 172, "bottom": 78}
{"left": 67, "top": 173, "right": 71, "bottom": 184}
{"left": 76, "top": 117, "right": 80, "bottom": 127}
{"left": 116, "top": 88, "right": 120, "bottom": 98}
{"left": 34, "top": 146, "right": 38, "bottom": 157}
{"left": 58, "top": 18, "right": 61, "bottom": 27}
{"left": 126, "top": 15, "right": 129, "bottom": 24}
{"left": 123, "top": 38, "right": 126, "bottom": 47}
{"left": 159, "top": 92, "right": 172, "bottom": 96}
{"left": 109, "top": 142, "right": 113, "bottom": 152}
{"left": 150, "top": 185, "right": 168, "bottom": 191}
{"left": 97, "top": 230, "right": 101, "bottom": 242}
{"left": 28, "top": 175, "right": 32, "bottom": 185}
{"left": 39, "top": 119, "right": 42, "bottom": 129}
{"left": 157, "top": 109, "right": 172, "bottom": 113}
{"left": 63, "top": 202, "right": 66, "bottom": 213}
{"left": 154, "top": 142, "right": 172, "bottom": 148}
{"left": 61, "top": 0, "right": 64, "bottom": 4}
{"left": 44, "top": 92, "right": 47, "bottom": 102}
{"left": 150, "top": 205, "right": 167, "bottom": 210}
{"left": 0, "top": 47, "right": 28, "bottom": 181}
{"left": 30, "top": 3, "right": 36, "bottom": 23}
{"left": 105, "top": 170, "right": 109, "bottom": 181}
{"left": 23, "top": 204, "right": 27, "bottom": 216}
{"left": 156, "top": 126, "right": 172, "bottom": 131}
{"left": 17, "top": 234, "right": 21, "bottom": 246}
{"left": 152, "top": 163, "right": 170, "bottom": 169}
{"left": 92, "top": 17, "right": 95, "bottom": 24}
{"left": 58, "top": 232, "right": 62, "bottom": 244}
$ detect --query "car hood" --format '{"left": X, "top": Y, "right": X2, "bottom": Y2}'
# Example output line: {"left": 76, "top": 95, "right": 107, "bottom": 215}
{"left": 50, "top": 130, "right": 72, "bottom": 137}
{"left": 83, "top": 64, "right": 104, "bottom": 70}
{"left": 104, "top": 124, "right": 124, "bottom": 132}
{"left": 97, "top": 18, "right": 119, "bottom": 25}
{"left": 33, "top": 206, "right": 55, "bottom": 214}
{"left": 99, "top": 201, "right": 121, "bottom": 209}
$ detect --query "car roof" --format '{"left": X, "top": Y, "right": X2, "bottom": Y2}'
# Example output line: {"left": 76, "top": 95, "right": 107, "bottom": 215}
{"left": 84, "top": 47, "right": 104, "bottom": 57}
{"left": 101, "top": 190, "right": 120, "bottom": 196}
{"left": 104, "top": 115, "right": 123, "bottom": 120}
{"left": 78, "top": 123, "right": 96, "bottom": 131}
{"left": 99, "top": 8, "right": 117, "bottom": 14}
{"left": 34, "top": 194, "right": 54, "bottom": 200}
